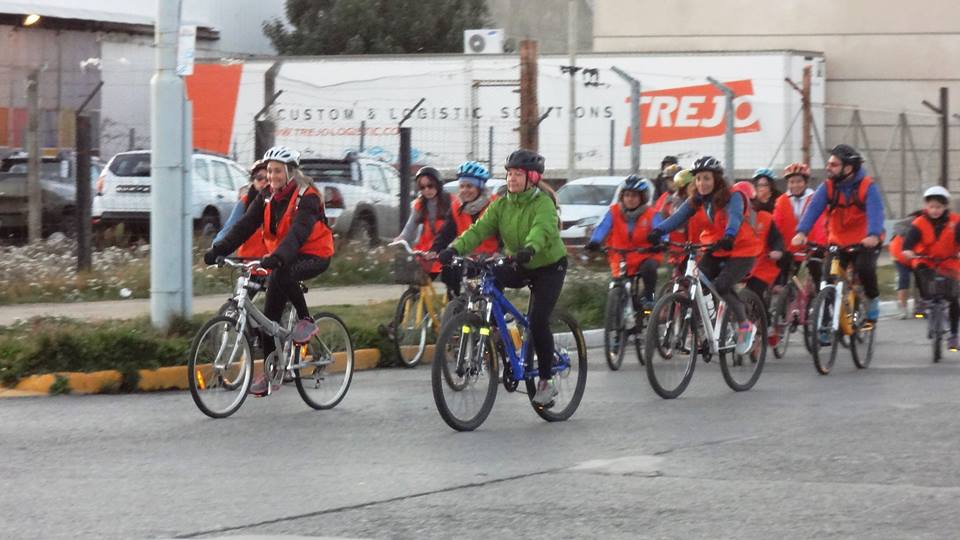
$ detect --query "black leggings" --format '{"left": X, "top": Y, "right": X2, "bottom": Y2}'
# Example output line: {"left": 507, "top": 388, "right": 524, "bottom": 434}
{"left": 745, "top": 277, "right": 769, "bottom": 307}
{"left": 777, "top": 255, "right": 823, "bottom": 290}
{"left": 837, "top": 249, "right": 880, "bottom": 299}
{"left": 634, "top": 258, "right": 659, "bottom": 301}
{"left": 493, "top": 257, "right": 567, "bottom": 381}
{"left": 698, "top": 254, "right": 755, "bottom": 323}
{"left": 262, "top": 254, "right": 330, "bottom": 357}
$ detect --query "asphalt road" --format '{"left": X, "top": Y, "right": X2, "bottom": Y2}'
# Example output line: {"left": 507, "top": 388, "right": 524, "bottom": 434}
{"left": 3, "top": 316, "right": 960, "bottom": 539}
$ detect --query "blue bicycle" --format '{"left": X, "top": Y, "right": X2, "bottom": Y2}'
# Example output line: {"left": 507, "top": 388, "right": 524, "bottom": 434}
{"left": 431, "top": 254, "right": 588, "bottom": 431}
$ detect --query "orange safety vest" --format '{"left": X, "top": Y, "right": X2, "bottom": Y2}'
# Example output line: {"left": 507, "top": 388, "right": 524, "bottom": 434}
{"left": 450, "top": 195, "right": 499, "bottom": 255}
{"left": 888, "top": 235, "right": 911, "bottom": 267}
{"left": 909, "top": 213, "right": 960, "bottom": 277}
{"left": 262, "top": 185, "right": 334, "bottom": 259}
{"left": 824, "top": 176, "right": 876, "bottom": 247}
{"left": 236, "top": 193, "right": 269, "bottom": 259}
{"left": 657, "top": 193, "right": 689, "bottom": 265}
{"left": 696, "top": 192, "right": 762, "bottom": 258}
{"left": 773, "top": 192, "right": 826, "bottom": 257}
{"left": 749, "top": 211, "right": 781, "bottom": 285}
{"left": 413, "top": 192, "right": 452, "bottom": 274}
{"left": 604, "top": 203, "right": 662, "bottom": 277}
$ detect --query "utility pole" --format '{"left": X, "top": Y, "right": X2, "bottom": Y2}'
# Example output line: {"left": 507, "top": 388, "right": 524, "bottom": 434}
{"left": 785, "top": 66, "right": 813, "bottom": 166}
{"left": 566, "top": 0, "right": 577, "bottom": 183}
{"left": 611, "top": 66, "right": 640, "bottom": 173}
{"left": 707, "top": 77, "right": 736, "bottom": 177}
{"left": 150, "top": 0, "right": 188, "bottom": 329}
{"left": 26, "top": 69, "right": 41, "bottom": 243}
{"left": 75, "top": 81, "right": 102, "bottom": 272}
{"left": 922, "top": 87, "right": 949, "bottom": 187}
{"left": 519, "top": 40, "right": 538, "bottom": 151}
{"left": 398, "top": 98, "right": 425, "bottom": 227}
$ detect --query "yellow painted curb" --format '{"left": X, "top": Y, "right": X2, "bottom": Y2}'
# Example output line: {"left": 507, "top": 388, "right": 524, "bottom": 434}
{"left": 1, "top": 348, "right": 384, "bottom": 397}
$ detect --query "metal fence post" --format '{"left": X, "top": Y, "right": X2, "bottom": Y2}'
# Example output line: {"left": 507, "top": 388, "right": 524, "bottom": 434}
{"left": 609, "top": 118, "right": 615, "bottom": 175}
{"left": 611, "top": 66, "right": 640, "bottom": 173}
{"left": 707, "top": 77, "right": 735, "bottom": 177}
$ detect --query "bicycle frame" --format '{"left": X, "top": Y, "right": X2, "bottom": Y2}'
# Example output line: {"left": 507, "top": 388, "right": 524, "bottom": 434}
{"left": 390, "top": 239, "right": 445, "bottom": 329}
{"left": 820, "top": 246, "right": 862, "bottom": 335}
{"left": 668, "top": 243, "right": 731, "bottom": 355}
{"left": 461, "top": 258, "right": 572, "bottom": 382}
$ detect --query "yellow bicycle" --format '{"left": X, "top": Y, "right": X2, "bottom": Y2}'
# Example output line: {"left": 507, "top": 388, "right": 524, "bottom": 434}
{"left": 808, "top": 244, "right": 877, "bottom": 375}
{"left": 388, "top": 240, "right": 447, "bottom": 367}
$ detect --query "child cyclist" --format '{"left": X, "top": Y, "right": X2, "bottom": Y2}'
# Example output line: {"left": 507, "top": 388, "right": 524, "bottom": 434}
{"left": 430, "top": 161, "right": 499, "bottom": 297}
{"left": 900, "top": 186, "right": 960, "bottom": 350}
{"left": 647, "top": 156, "right": 762, "bottom": 354}
{"left": 773, "top": 162, "right": 826, "bottom": 289}
{"left": 438, "top": 149, "right": 567, "bottom": 408}
{"left": 792, "top": 144, "right": 885, "bottom": 326}
{"left": 735, "top": 181, "right": 785, "bottom": 306}
{"left": 584, "top": 175, "right": 662, "bottom": 309}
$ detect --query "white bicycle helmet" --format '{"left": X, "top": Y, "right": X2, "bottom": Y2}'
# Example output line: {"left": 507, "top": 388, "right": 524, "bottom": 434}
{"left": 262, "top": 146, "right": 300, "bottom": 167}
{"left": 923, "top": 185, "right": 951, "bottom": 201}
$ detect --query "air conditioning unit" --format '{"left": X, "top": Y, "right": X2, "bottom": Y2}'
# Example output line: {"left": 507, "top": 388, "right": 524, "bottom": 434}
{"left": 463, "top": 29, "right": 504, "bottom": 55}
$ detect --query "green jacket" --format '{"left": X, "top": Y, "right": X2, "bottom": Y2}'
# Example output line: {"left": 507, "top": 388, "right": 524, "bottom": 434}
{"left": 452, "top": 187, "right": 566, "bottom": 269}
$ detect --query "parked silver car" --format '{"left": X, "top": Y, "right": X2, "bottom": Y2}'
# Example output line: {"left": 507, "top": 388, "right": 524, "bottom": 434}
{"left": 557, "top": 176, "right": 623, "bottom": 245}
{"left": 299, "top": 153, "right": 402, "bottom": 245}
{"left": 92, "top": 150, "right": 248, "bottom": 235}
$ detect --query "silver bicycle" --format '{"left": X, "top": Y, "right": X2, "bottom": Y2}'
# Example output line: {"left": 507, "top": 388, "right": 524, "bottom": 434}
{"left": 643, "top": 242, "right": 768, "bottom": 399}
{"left": 188, "top": 257, "right": 355, "bottom": 418}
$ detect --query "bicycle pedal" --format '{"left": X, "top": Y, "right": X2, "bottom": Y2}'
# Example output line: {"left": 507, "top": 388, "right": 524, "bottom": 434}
{"left": 535, "top": 400, "right": 555, "bottom": 410}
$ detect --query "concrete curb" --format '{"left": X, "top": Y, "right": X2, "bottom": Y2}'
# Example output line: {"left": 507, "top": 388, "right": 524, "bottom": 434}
{"left": 1, "top": 348, "right": 385, "bottom": 398}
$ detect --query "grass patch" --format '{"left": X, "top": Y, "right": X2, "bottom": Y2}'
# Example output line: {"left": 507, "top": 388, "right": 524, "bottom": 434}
{"left": 49, "top": 374, "right": 70, "bottom": 395}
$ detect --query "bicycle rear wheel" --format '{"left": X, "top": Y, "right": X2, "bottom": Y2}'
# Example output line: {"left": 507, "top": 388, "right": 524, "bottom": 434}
{"left": 770, "top": 285, "right": 792, "bottom": 359}
{"left": 719, "top": 289, "right": 767, "bottom": 392}
{"left": 295, "top": 312, "right": 354, "bottom": 410}
{"left": 393, "top": 287, "right": 429, "bottom": 367}
{"left": 809, "top": 286, "right": 839, "bottom": 375}
{"left": 644, "top": 292, "right": 698, "bottom": 399}
{"left": 603, "top": 284, "right": 628, "bottom": 370}
{"left": 431, "top": 312, "right": 498, "bottom": 431}
{"left": 524, "top": 311, "right": 587, "bottom": 422}
{"left": 849, "top": 293, "right": 875, "bottom": 369}
{"left": 188, "top": 316, "right": 253, "bottom": 418}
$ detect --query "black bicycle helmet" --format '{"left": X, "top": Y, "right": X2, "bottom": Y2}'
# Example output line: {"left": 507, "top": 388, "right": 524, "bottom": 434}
{"left": 661, "top": 155, "right": 679, "bottom": 167}
{"left": 830, "top": 144, "right": 864, "bottom": 169}
{"left": 691, "top": 155, "right": 723, "bottom": 174}
{"left": 505, "top": 149, "right": 545, "bottom": 173}
{"left": 414, "top": 166, "right": 442, "bottom": 184}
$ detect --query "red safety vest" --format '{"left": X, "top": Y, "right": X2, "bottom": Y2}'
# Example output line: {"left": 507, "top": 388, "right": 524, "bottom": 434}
{"left": 236, "top": 192, "right": 269, "bottom": 259}
{"left": 824, "top": 177, "right": 876, "bottom": 247}
{"left": 413, "top": 193, "right": 452, "bottom": 274}
{"left": 696, "top": 192, "right": 762, "bottom": 258}
{"left": 909, "top": 212, "right": 960, "bottom": 277}
{"left": 450, "top": 196, "right": 498, "bottom": 255}
{"left": 773, "top": 192, "right": 826, "bottom": 257}
{"left": 262, "top": 185, "right": 334, "bottom": 259}
{"left": 888, "top": 235, "right": 911, "bottom": 267}
{"left": 749, "top": 211, "right": 781, "bottom": 285}
{"left": 604, "top": 203, "right": 662, "bottom": 277}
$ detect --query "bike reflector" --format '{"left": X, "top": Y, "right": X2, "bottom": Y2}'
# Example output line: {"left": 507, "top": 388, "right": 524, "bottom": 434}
{"left": 480, "top": 327, "right": 490, "bottom": 336}
{"left": 462, "top": 325, "right": 472, "bottom": 334}
{"left": 195, "top": 370, "right": 206, "bottom": 390}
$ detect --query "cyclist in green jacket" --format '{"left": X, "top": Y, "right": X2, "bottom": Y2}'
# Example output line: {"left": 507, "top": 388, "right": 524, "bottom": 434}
{"left": 438, "top": 149, "right": 567, "bottom": 408}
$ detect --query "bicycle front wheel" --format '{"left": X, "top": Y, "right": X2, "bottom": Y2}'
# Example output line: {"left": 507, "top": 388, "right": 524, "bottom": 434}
{"left": 188, "top": 316, "right": 253, "bottom": 419}
{"left": 524, "top": 311, "right": 588, "bottom": 422}
{"left": 719, "top": 289, "right": 767, "bottom": 392}
{"left": 393, "top": 288, "right": 429, "bottom": 367}
{"left": 431, "top": 312, "right": 499, "bottom": 431}
{"left": 644, "top": 292, "right": 698, "bottom": 399}
{"left": 809, "top": 286, "right": 839, "bottom": 375}
{"left": 295, "top": 312, "right": 354, "bottom": 410}
{"left": 603, "top": 284, "right": 628, "bottom": 370}
{"left": 770, "top": 285, "right": 792, "bottom": 359}
{"left": 849, "top": 293, "right": 876, "bottom": 369}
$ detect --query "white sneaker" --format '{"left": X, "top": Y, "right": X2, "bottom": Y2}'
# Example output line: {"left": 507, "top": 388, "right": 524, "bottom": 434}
{"left": 532, "top": 378, "right": 557, "bottom": 408}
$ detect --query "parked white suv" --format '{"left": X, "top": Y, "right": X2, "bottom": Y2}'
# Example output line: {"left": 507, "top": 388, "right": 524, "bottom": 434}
{"left": 299, "top": 153, "right": 402, "bottom": 245}
{"left": 93, "top": 150, "right": 248, "bottom": 235}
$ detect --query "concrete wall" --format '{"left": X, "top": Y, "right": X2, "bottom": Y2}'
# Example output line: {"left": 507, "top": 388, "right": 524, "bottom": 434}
{"left": 488, "top": 0, "right": 593, "bottom": 53}
{"left": 593, "top": 0, "right": 960, "bottom": 216}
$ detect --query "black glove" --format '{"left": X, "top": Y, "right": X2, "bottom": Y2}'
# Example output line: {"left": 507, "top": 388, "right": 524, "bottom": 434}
{"left": 646, "top": 229, "right": 664, "bottom": 245}
{"left": 260, "top": 255, "right": 281, "bottom": 270}
{"left": 438, "top": 248, "right": 458, "bottom": 265}
{"left": 584, "top": 241, "right": 602, "bottom": 253}
{"left": 203, "top": 249, "right": 220, "bottom": 265}
{"left": 515, "top": 247, "right": 535, "bottom": 265}
{"left": 715, "top": 235, "right": 735, "bottom": 252}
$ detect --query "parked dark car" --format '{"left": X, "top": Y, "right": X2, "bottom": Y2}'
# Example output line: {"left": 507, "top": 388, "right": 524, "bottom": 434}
{"left": 0, "top": 152, "right": 103, "bottom": 238}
